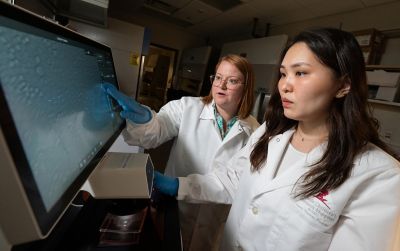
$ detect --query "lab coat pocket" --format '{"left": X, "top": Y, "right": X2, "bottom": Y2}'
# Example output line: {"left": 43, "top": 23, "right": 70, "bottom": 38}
{"left": 274, "top": 199, "right": 335, "bottom": 251}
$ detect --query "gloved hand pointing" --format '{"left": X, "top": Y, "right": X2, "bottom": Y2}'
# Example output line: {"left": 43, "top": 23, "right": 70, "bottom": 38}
{"left": 102, "top": 83, "right": 152, "bottom": 124}
{"left": 153, "top": 171, "right": 179, "bottom": 197}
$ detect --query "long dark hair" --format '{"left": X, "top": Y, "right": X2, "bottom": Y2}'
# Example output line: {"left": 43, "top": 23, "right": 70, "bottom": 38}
{"left": 250, "top": 28, "right": 399, "bottom": 198}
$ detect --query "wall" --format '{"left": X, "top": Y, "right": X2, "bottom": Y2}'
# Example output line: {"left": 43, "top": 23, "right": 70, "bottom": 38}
{"left": 68, "top": 18, "right": 144, "bottom": 97}
{"left": 109, "top": 11, "right": 206, "bottom": 54}
{"left": 0, "top": 227, "right": 10, "bottom": 251}
{"left": 15, "top": 0, "right": 53, "bottom": 17}
{"left": 108, "top": 11, "right": 209, "bottom": 81}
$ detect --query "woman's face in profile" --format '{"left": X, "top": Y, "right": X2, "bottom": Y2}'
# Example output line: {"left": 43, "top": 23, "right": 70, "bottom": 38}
{"left": 278, "top": 42, "right": 340, "bottom": 124}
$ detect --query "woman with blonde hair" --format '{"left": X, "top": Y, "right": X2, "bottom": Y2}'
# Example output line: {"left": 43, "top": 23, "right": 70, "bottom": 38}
{"left": 105, "top": 54, "right": 259, "bottom": 250}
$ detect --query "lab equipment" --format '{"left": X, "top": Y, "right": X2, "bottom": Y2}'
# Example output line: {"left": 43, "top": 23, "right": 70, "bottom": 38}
{"left": 82, "top": 152, "right": 154, "bottom": 199}
{"left": 154, "top": 171, "right": 179, "bottom": 197}
{"left": 0, "top": 2, "right": 124, "bottom": 245}
{"left": 251, "top": 91, "right": 271, "bottom": 123}
{"left": 104, "top": 83, "right": 152, "bottom": 124}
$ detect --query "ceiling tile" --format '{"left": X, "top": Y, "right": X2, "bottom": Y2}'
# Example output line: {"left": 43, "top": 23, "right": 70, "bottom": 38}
{"left": 163, "top": 0, "right": 192, "bottom": 8}
{"left": 190, "top": 0, "right": 303, "bottom": 34}
{"left": 360, "top": 0, "right": 398, "bottom": 6}
{"left": 172, "top": 0, "right": 222, "bottom": 24}
{"left": 108, "top": 0, "right": 400, "bottom": 38}
{"left": 248, "top": 0, "right": 303, "bottom": 16}
{"left": 201, "top": 0, "right": 243, "bottom": 11}
{"left": 246, "top": 0, "right": 311, "bottom": 26}
{"left": 295, "top": 0, "right": 331, "bottom": 5}
{"left": 189, "top": 4, "right": 260, "bottom": 36}
{"left": 267, "top": 7, "right": 317, "bottom": 25}
{"left": 300, "top": 0, "right": 365, "bottom": 16}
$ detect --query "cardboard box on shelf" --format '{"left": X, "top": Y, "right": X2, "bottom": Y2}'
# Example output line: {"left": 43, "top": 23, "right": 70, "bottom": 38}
{"left": 375, "top": 86, "right": 400, "bottom": 102}
{"left": 353, "top": 29, "right": 385, "bottom": 64}
{"left": 353, "top": 28, "right": 385, "bottom": 47}
{"left": 362, "top": 46, "right": 383, "bottom": 65}
{"left": 367, "top": 70, "right": 400, "bottom": 102}
{"left": 367, "top": 70, "right": 400, "bottom": 87}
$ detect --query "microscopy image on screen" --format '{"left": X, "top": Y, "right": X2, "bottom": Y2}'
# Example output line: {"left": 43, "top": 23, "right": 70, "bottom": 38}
{"left": 0, "top": 18, "right": 124, "bottom": 211}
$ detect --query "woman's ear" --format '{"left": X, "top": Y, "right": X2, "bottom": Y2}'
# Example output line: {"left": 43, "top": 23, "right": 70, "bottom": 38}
{"left": 336, "top": 78, "right": 351, "bottom": 98}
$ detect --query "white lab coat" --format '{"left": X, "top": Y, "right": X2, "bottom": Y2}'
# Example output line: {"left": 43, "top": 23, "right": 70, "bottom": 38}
{"left": 174, "top": 124, "right": 400, "bottom": 250}
{"left": 212, "top": 125, "right": 400, "bottom": 251}
{"left": 122, "top": 96, "right": 260, "bottom": 251}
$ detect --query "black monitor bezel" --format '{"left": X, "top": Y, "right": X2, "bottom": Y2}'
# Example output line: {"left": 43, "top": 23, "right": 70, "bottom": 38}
{"left": 0, "top": 2, "right": 126, "bottom": 235}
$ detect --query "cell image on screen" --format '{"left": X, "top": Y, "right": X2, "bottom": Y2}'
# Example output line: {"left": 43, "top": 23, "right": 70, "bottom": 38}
{"left": 0, "top": 17, "right": 124, "bottom": 211}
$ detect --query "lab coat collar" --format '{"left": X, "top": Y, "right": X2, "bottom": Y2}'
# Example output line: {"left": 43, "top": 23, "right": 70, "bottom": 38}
{"left": 222, "top": 121, "right": 248, "bottom": 143}
{"left": 199, "top": 101, "right": 215, "bottom": 120}
{"left": 251, "top": 128, "right": 327, "bottom": 196}
{"left": 199, "top": 100, "right": 253, "bottom": 137}
{"left": 237, "top": 118, "right": 256, "bottom": 136}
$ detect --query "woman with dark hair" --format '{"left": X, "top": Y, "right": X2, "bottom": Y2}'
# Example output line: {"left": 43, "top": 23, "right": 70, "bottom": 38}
{"left": 166, "top": 28, "right": 400, "bottom": 250}
{"left": 217, "top": 27, "right": 400, "bottom": 250}
{"left": 104, "top": 54, "right": 259, "bottom": 250}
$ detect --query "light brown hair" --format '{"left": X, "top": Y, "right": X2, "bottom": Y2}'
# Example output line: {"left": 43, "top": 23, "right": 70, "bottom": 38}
{"left": 202, "top": 54, "right": 255, "bottom": 119}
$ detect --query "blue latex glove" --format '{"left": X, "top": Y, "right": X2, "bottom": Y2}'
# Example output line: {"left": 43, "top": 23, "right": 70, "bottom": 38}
{"left": 154, "top": 171, "right": 179, "bottom": 197}
{"left": 102, "top": 83, "right": 152, "bottom": 124}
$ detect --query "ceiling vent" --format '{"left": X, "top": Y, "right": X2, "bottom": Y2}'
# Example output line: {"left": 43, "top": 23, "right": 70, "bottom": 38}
{"left": 143, "top": 0, "right": 182, "bottom": 15}
{"left": 142, "top": 0, "right": 244, "bottom": 25}
{"left": 44, "top": 0, "right": 109, "bottom": 27}
{"left": 200, "top": 0, "right": 242, "bottom": 11}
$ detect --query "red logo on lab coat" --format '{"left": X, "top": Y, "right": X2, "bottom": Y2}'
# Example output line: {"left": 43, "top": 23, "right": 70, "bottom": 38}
{"left": 315, "top": 190, "right": 330, "bottom": 208}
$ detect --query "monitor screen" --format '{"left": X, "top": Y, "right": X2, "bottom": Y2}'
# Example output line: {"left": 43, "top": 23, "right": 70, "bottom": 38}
{"left": 0, "top": 2, "right": 125, "bottom": 244}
